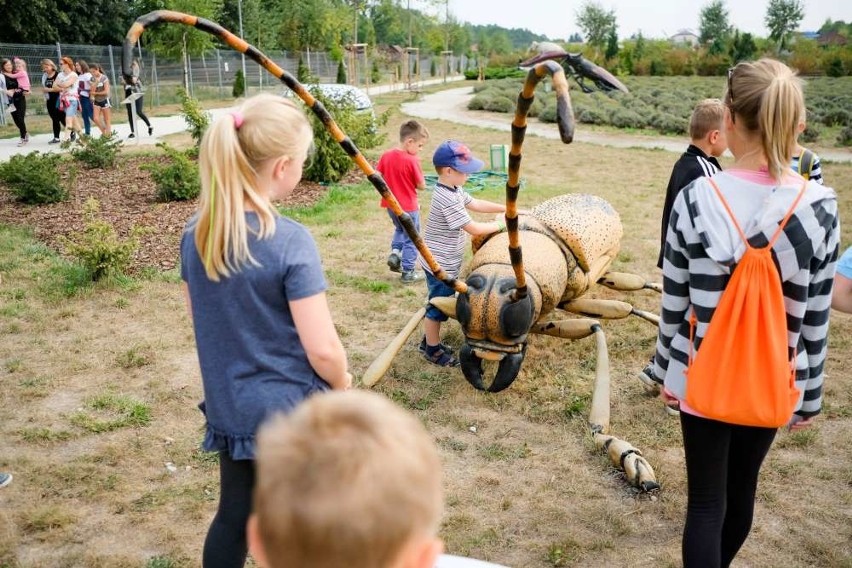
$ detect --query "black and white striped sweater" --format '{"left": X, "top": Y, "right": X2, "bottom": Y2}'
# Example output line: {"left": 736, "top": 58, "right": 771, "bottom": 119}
{"left": 654, "top": 171, "right": 839, "bottom": 419}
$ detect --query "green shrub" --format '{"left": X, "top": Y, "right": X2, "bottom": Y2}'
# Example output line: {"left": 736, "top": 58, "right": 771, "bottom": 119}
{"left": 484, "top": 95, "right": 515, "bottom": 113}
{"left": 799, "top": 123, "right": 820, "bottom": 143}
{"left": 336, "top": 59, "right": 347, "bottom": 84}
{"left": 303, "top": 87, "right": 386, "bottom": 183}
{"left": 143, "top": 144, "right": 201, "bottom": 202}
{"left": 232, "top": 69, "right": 245, "bottom": 98}
{"left": 0, "top": 152, "right": 69, "bottom": 204}
{"left": 179, "top": 88, "right": 211, "bottom": 146}
{"left": 60, "top": 198, "right": 141, "bottom": 281}
{"left": 838, "top": 126, "right": 852, "bottom": 147}
{"left": 70, "top": 132, "right": 122, "bottom": 169}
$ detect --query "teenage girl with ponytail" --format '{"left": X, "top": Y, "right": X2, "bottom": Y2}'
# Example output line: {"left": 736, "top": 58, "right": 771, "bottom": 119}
{"left": 180, "top": 93, "right": 351, "bottom": 568}
{"left": 653, "top": 58, "right": 839, "bottom": 567}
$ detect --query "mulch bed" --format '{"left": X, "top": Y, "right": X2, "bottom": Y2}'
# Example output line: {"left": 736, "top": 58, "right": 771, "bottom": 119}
{"left": 0, "top": 154, "right": 356, "bottom": 273}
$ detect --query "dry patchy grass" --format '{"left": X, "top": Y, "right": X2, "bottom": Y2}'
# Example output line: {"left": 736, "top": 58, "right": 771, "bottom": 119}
{"left": 1, "top": 99, "right": 851, "bottom": 567}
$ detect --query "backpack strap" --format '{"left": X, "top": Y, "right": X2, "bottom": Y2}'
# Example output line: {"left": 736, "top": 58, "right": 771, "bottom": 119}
{"left": 798, "top": 149, "right": 815, "bottom": 181}
{"left": 707, "top": 178, "right": 808, "bottom": 249}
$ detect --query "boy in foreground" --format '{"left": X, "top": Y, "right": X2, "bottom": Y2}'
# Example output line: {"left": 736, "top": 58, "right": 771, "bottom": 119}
{"left": 247, "top": 390, "right": 444, "bottom": 568}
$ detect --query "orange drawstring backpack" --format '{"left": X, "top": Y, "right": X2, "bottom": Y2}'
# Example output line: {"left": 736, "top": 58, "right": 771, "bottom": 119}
{"left": 684, "top": 178, "right": 807, "bottom": 428}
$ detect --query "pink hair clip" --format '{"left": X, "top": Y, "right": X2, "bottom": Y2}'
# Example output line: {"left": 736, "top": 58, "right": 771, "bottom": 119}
{"left": 231, "top": 111, "right": 244, "bottom": 130}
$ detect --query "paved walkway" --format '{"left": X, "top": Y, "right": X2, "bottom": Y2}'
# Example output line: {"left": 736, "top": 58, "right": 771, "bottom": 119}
{"left": 0, "top": 76, "right": 466, "bottom": 162}
{"left": 402, "top": 87, "right": 852, "bottom": 163}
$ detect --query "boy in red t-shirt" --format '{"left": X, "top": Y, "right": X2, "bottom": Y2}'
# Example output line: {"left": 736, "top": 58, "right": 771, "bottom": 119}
{"left": 377, "top": 120, "right": 429, "bottom": 283}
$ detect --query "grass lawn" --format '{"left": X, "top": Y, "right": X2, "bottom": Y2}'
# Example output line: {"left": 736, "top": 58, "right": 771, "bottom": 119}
{"left": 1, "top": 88, "right": 851, "bottom": 567}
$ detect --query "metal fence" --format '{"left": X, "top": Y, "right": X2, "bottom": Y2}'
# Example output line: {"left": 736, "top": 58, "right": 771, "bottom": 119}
{"left": 0, "top": 41, "right": 475, "bottom": 126}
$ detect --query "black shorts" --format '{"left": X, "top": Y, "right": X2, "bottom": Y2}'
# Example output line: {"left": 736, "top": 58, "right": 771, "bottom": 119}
{"left": 94, "top": 99, "right": 111, "bottom": 109}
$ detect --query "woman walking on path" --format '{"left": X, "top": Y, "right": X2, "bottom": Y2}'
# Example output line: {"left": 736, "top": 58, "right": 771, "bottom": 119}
{"left": 90, "top": 63, "right": 112, "bottom": 136}
{"left": 124, "top": 59, "right": 152, "bottom": 139}
{"left": 2, "top": 58, "right": 29, "bottom": 146}
{"left": 75, "top": 59, "right": 93, "bottom": 136}
{"left": 41, "top": 59, "right": 66, "bottom": 144}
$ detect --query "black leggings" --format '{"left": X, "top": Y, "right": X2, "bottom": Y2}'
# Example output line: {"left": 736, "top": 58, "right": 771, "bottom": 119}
{"left": 46, "top": 99, "right": 66, "bottom": 139}
{"left": 680, "top": 412, "right": 777, "bottom": 568}
{"left": 10, "top": 95, "right": 27, "bottom": 138}
{"left": 125, "top": 90, "right": 151, "bottom": 133}
{"left": 203, "top": 452, "right": 255, "bottom": 568}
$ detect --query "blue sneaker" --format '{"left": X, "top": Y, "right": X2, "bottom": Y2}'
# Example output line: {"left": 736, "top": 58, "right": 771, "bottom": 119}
{"left": 0, "top": 472, "right": 12, "bottom": 489}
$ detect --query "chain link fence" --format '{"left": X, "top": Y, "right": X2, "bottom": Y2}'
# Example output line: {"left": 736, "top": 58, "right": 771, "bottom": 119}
{"left": 1, "top": 42, "right": 475, "bottom": 126}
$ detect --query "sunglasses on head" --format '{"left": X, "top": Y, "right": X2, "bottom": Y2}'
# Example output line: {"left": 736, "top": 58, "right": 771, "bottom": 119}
{"left": 727, "top": 67, "right": 735, "bottom": 103}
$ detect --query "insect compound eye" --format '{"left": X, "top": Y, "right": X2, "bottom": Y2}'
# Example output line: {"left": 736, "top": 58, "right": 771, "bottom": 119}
{"left": 500, "top": 294, "right": 534, "bottom": 338}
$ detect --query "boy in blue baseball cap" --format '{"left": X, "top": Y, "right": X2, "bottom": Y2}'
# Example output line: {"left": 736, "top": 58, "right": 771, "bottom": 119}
{"left": 418, "top": 140, "right": 508, "bottom": 367}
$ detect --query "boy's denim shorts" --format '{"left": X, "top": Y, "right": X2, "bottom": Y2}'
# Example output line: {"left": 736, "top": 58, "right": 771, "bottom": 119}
{"left": 425, "top": 271, "right": 456, "bottom": 322}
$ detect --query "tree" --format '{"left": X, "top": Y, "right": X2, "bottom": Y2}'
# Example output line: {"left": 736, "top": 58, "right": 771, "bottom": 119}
{"left": 576, "top": 1, "right": 617, "bottom": 53}
{"left": 699, "top": 0, "right": 731, "bottom": 45}
{"left": 765, "top": 0, "right": 804, "bottom": 52}
{"left": 729, "top": 30, "right": 757, "bottom": 63}
{"left": 605, "top": 28, "right": 619, "bottom": 60}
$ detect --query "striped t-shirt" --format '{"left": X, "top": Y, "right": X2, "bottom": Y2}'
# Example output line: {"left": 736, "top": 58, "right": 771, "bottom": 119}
{"left": 419, "top": 183, "right": 473, "bottom": 278}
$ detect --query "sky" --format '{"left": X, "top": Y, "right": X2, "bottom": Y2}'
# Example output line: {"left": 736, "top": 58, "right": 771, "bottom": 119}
{"left": 413, "top": 0, "right": 852, "bottom": 41}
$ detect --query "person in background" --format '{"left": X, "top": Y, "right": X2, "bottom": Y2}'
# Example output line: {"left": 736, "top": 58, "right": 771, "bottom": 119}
{"left": 124, "top": 58, "right": 152, "bottom": 139}
{"left": 831, "top": 247, "right": 852, "bottom": 313}
{"left": 75, "top": 59, "right": 93, "bottom": 136}
{"left": 40, "top": 59, "right": 66, "bottom": 144}
{"left": 181, "top": 94, "right": 351, "bottom": 568}
{"left": 2, "top": 58, "right": 29, "bottom": 146}
{"left": 55, "top": 56, "right": 84, "bottom": 143}
{"left": 377, "top": 119, "right": 430, "bottom": 284}
{"left": 639, "top": 98, "right": 727, "bottom": 392}
{"left": 90, "top": 63, "right": 112, "bottom": 136}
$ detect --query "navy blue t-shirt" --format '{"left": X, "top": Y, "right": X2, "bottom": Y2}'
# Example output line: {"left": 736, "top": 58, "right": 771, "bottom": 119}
{"left": 181, "top": 212, "right": 328, "bottom": 460}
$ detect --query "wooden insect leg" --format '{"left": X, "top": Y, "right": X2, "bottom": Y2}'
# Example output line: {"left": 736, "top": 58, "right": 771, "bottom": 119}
{"left": 588, "top": 324, "right": 659, "bottom": 492}
{"left": 599, "top": 271, "right": 662, "bottom": 294}
{"left": 560, "top": 298, "right": 659, "bottom": 326}
{"left": 362, "top": 307, "right": 426, "bottom": 387}
{"left": 528, "top": 320, "right": 659, "bottom": 491}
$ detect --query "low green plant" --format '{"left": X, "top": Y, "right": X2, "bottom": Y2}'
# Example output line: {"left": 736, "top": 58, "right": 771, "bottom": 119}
{"left": 838, "top": 125, "right": 852, "bottom": 147}
{"left": 303, "top": 88, "right": 386, "bottom": 183}
{"left": 144, "top": 143, "right": 201, "bottom": 202}
{"left": 70, "top": 132, "right": 122, "bottom": 169}
{"left": 179, "top": 87, "right": 211, "bottom": 146}
{"left": 232, "top": 68, "right": 245, "bottom": 98}
{"left": 0, "top": 151, "right": 69, "bottom": 204}
{"left": 60, "top": 198, "right": 142, "bottom": 281}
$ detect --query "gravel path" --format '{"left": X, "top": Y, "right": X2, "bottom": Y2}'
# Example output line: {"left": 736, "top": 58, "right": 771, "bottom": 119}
{"left": 402, "top": 87, "right": 852, "bottom": 163}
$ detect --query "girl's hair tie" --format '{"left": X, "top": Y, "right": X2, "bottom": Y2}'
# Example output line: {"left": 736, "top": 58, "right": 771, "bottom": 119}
{"left": 231, "top": 111, "right": 244, "bottom": 130}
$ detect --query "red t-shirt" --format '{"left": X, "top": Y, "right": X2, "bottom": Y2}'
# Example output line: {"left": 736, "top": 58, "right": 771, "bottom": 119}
{"left": 376, "top": 148, "right": 425, "bottom": 212}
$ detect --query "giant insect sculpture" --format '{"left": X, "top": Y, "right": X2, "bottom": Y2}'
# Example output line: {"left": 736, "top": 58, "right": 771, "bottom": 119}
{"left": 123, "top": 12, "right": 659, "bottom": 491}
{"left": 521, "top": 43, "right": 629, "bottom": 94}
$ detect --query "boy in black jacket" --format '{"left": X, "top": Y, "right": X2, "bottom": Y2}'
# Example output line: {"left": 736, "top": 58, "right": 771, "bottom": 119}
{"left": 641, "top": 99, "right": 727, "bottom": 391}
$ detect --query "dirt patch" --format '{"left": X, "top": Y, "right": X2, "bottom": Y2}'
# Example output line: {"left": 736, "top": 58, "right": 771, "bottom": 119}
{"left": 0, "top": 154, "right": 343, "bottom": 273}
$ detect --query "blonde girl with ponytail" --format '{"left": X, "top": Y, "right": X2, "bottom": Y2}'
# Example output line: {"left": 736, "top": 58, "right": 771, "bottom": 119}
{"left": 653, "top": 58, "right": 839, "bottom": 567}
{"left": 180, "top": 93, "right": 351, "bottom": 568}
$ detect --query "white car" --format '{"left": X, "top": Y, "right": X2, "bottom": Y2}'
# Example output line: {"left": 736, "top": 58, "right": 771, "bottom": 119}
{"left": 283, "top": 83, "right": 374, "bottom": 115}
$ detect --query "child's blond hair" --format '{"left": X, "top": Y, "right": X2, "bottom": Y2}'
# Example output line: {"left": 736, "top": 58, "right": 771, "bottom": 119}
{"left": 399, "top": 119, "right": 429, "bottom": 142}
{"left": 725, "top": 59, "right": 805, "bottom": 181}
{"left": 194, "top": 93, "right": 313, "bottom": 280}
{"left": 254, "top": 390, "right": 443, "bottom": 568}
{"left": 689, "top": 98, "right": 725, "bottom": 140}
